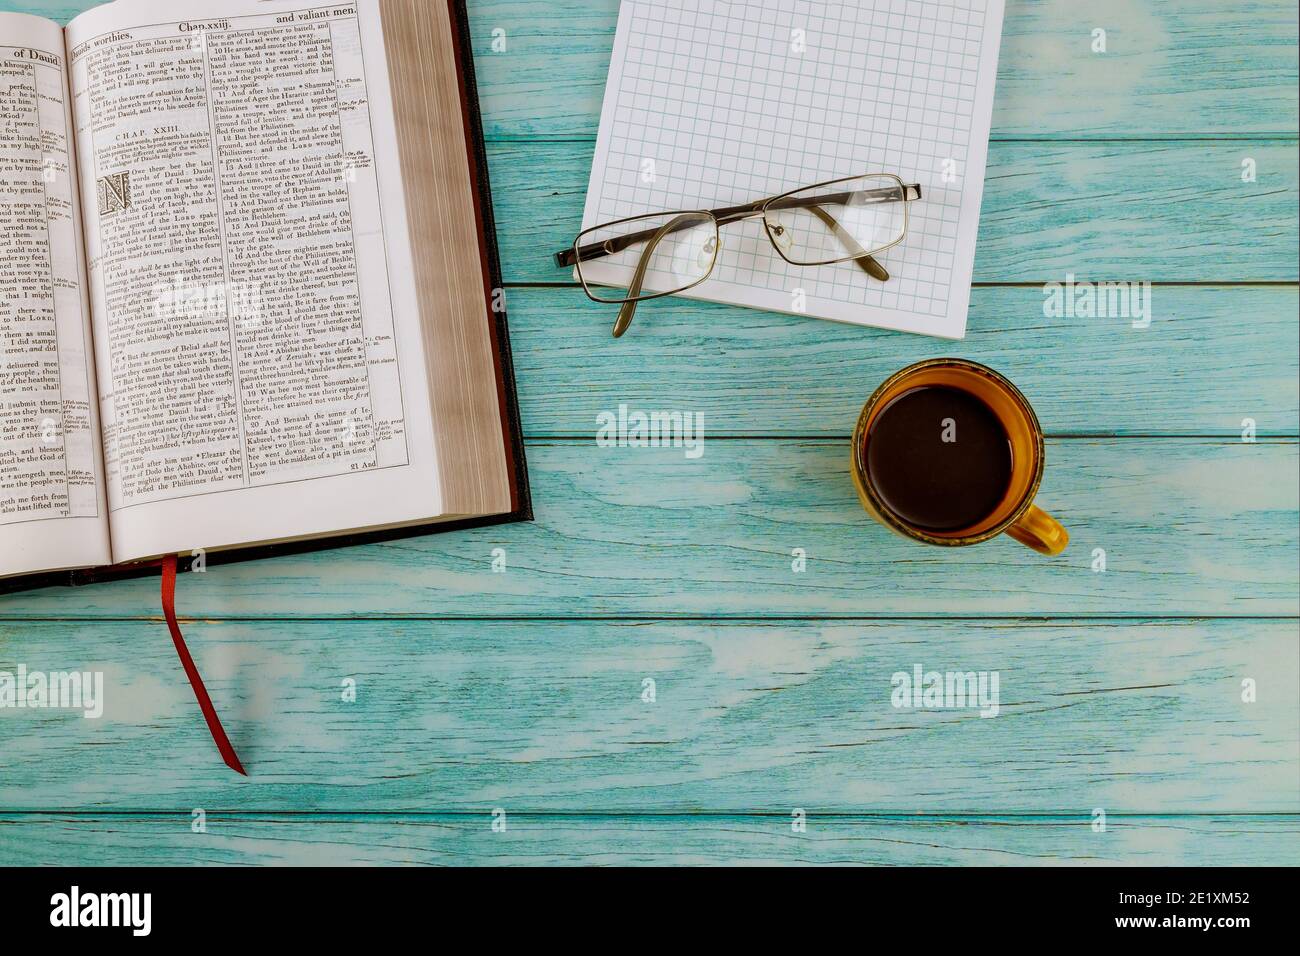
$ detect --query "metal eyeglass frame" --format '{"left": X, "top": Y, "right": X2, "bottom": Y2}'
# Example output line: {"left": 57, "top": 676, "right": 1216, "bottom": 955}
{"left": 554, "top": 173, "right": 923, "bottom": 337}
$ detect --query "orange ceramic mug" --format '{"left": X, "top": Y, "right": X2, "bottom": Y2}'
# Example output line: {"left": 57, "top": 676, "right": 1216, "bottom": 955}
{"left": 851, "top": 358, "right": 1068, "bottom": 555}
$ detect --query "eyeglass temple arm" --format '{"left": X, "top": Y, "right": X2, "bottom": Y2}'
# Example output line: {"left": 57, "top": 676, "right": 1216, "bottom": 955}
{"left": 557, "top": 213, "right": 710, "bottom": 269}
{"left": 762, "top": 185, "right": 919, "bottom": 281}
{"left": 554, "top": 183, "right": 921, "bottom": 268}
{"left": 601, "top": 203, "right": 879, "bottom": 338}
{"left": 721, "top": 196, "right": 888, "bottom": 281}
{"left": 612, "top": 214, "right": 699, "bottom": 338}
{"left": 811, "top": 205, "right": 889, "bottom": 281}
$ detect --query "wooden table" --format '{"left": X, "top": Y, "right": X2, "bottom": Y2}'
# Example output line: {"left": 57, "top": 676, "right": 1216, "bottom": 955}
{"left": 2, "top": 0, "right": 1297, "bottom": 866}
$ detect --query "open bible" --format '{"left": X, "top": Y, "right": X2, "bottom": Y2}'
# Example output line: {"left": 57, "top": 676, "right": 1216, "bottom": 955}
{"left": 1, "top": 0, "right": 530, "bottom": 594}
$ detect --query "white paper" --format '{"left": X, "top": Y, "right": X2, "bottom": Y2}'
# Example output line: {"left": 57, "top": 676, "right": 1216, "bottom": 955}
{"left": 66, "top": 0, "right": 446, "bottom": 562}
{"left": 580, "top": 0, "right": 1006, "bottom": 339}
{"left": 0, "top": 12, "right": 111, "bottom": 580}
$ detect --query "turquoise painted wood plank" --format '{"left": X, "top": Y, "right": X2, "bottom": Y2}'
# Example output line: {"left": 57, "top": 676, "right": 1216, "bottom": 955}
{"left": 463, "top": 0, "right": 1300, "bottom": 139}
{"left": 0, "top": 1, "right": 91, "bottom": 20}
{"left": 13, "top": 3, "right": 1298, "bottom": 286}
{"left": 488, "top": 140, "right": 1300, "bottom": 283}
{"left": 507, "top": 286, "right": 1300, "bottom": 437}
{"left": 0, "top": 814, "right": 1295, "bottom": 866}
{"left": 0, "top": 620, "right": 1294, "bottom": 812}
{"left": 1, "top": 440, "right": 1295, "bottom": 619}
{"left": 11, "top": 0, "right": 1299, "bottom": 138}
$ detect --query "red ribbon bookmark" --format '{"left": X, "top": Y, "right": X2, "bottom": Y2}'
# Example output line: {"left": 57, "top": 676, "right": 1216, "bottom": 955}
{"left": 161, "top": 555, "right": 247, "bottom": 775}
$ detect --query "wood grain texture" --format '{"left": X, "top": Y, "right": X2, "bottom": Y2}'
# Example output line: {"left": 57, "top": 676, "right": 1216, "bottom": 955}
{"left": 16, "top": 0, "right": 1300, "bottom": 140}
{"left": 1, "top": 440, "right": 1295, "bottom": 620}
{"left": 463, "top": 0, "right": 1300, "bottom": 139}
{"left": 491, "top": 141, "right": 1300, "bottom": 283}
{"left": 506, "top": 286, "right": 1300, "bottom": 437}
{"left": 1, "top": 814, "right": 1295, "bottom": 866}
{"left": 1, "top": 0, "right": 1296, "bottom": 870}
{"left": 1, "top": 620, "right": 1295, "bottom": 813}
{"left": 1, "top": 1, "right": 92, "bottom": 21}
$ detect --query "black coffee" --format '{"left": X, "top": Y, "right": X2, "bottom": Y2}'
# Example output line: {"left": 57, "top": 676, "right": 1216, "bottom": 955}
{"left": 865, "top": 385, "right": 1012, "bottom": 532}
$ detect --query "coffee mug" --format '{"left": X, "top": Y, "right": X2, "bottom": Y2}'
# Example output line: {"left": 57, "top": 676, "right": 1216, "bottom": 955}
{"left": 851, "top": 358, "right": 1068, "bottom": 555}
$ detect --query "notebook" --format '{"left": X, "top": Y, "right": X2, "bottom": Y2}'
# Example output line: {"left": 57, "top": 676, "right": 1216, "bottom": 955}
{"left": 0, "top": 0, "right": 530, "bottom": 594}
{"left": 579, "top": 0, "right": 1006, "bottom": 339}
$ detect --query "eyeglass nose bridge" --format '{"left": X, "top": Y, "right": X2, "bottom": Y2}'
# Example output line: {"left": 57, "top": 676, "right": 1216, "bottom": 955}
{"left": 699, "top": 233, "right": 721, "bottom": 266}
{"left": 766, "top": 218, "right": 793, "bottom": 252}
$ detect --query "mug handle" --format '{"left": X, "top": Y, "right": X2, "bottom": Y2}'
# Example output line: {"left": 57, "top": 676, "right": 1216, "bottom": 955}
{"left": 1005, "top": 505, "right": 1069, "bottom": 556}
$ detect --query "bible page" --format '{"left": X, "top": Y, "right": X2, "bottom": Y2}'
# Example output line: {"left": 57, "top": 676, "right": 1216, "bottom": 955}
{"left": 0, "top": 12, "right": 111, "bottom": 581}
{"left": 66, "top": 0, "right": 451, "bottom": 563}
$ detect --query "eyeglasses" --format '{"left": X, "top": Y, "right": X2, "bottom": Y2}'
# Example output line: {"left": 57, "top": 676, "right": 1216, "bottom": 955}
{"left": 554, "top": 173, "right": 922, "bottom": 338}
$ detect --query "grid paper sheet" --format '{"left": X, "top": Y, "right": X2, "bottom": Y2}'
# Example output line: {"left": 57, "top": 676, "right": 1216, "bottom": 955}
{"left": 579, "top": 0, "right": 1006, "bottom": 338}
